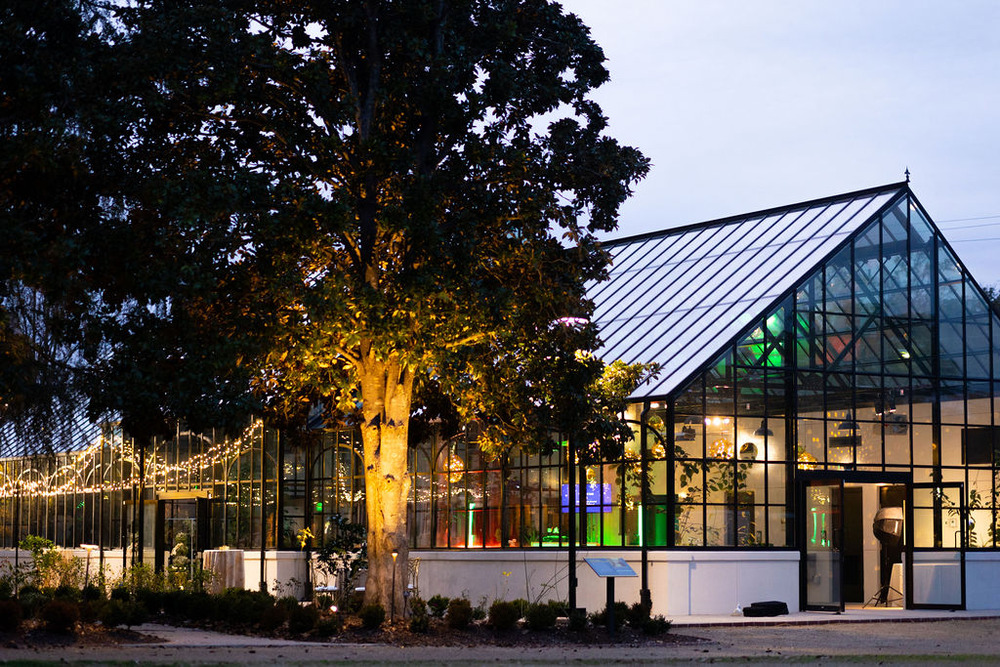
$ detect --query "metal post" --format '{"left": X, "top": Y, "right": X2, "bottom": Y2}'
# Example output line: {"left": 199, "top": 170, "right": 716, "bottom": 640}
{"left": 606, "top": 577, "right": 616, "bottom": 638}
{"left": 567, "top": 436, "right": 577, "bottom": 612}
{"left": 391, "top": 550, "right": 399, "bottom": 622}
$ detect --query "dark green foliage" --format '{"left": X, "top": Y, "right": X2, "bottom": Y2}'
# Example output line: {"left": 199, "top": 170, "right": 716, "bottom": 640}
{"left": 509, "top": 598, "right": 530, "bottom": 618}
{"left": 81, "top": 584, "right": 103, "bottom": 602}
{"left": 314, "top": 614, "right": 343, "bottom": 638}
{"left": 100, "top": 599, "right": 149, "bottom": 629}
{"left": 277, "top": 596, "right": 301, "bottom": 613}
{"left": 547, "top": 599, "right": 569, "bottom": 617}
{"left": 487, "top": 600, "right": 520, "bottom": 631}
{"left": 408, "top": 597, "right": 430, "bottom": 634}
{"left": 258, "top": 603, "right": 288, "bottom": 632}
{"left": 18, "top": 590, "right": 49, "bottom": 618}
{"left": 161, "top": 590, "right": 214, "bottom": 621}
{"left": 0, "top": 580, "right": 12, "bottom": 600}
{"left": 53, "top": 584, "right": 79, "bottom": 601}
{"left": 427, "top": 594, "right": 450, "bottom": 618}
{"left": 568, "top": 608, "right": 588, "bottom": 632}
{"left": 359, "top": 603, "right": 386, "bottom": 630}
{"left": 626, "top": 600, "right": 651, "bottom": 628}
{"left": 135, "top": 588, "right": 164, "bottom": 614}
{"left": 99, "top": 599, "right": 129, "bottom": 628}
{"left": 109, "top": 586, "right": 130, "bottom": 602}
{"left": 40, "top": 599, "right": 79, "bottom": 634}
{"left": 79, "top": 599, "right": 102, "bottom": 624}
{"left": 287, "top": 604, "right": 320, "bottom": 634}
{"left": 525, "top": 602, "right": 557, "bottom": 630}
{"left": 446, "top": 597, "right": 473, "bottom": 629}
{"left": 589, "top": 601, "right": 628, "bottom": 630}
{"left": 642, "top": 615, "right": 672, "bottom": 636}
{"left": 0, "top": 600, "right": 23, "bottom": 632}
{"left": 215, "top": 588, "right": 274, "bottom": 626}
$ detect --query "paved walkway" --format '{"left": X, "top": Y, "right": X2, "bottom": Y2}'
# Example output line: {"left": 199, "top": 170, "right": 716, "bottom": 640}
{"left": 4, "top": 612, "right": 1000, "bottom": 664}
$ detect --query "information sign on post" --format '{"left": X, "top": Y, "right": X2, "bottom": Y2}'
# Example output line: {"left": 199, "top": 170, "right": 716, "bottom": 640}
{"left": 584, "top": 558, "right": 637, "bottom": 637}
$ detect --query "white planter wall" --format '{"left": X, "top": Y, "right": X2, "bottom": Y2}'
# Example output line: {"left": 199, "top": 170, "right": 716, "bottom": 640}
{"left": 411, "top": 549, "right": 801, "bottom": 617}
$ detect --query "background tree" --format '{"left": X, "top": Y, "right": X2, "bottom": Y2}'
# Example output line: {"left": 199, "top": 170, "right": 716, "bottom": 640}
{"left": 0, "top": 0, "right": 113, "bottom": 454}
{"left": 110, "top": 0, "right": 649, "bottom": 614}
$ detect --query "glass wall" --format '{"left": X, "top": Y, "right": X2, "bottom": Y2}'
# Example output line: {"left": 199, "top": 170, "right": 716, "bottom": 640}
{"left": 5, "top": 194, "right": 1000, "bottom": 554}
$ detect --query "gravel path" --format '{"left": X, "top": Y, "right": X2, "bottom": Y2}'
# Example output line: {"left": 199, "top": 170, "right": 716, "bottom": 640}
{"left": 3, "top": 618, "right": 1000, "bottom": 664}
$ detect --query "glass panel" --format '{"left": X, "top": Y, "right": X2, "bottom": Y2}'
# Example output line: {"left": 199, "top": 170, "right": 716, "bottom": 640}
{"left": 804, "top": 479, "right": 842, "bottom": 610}
{"left": 911, "top": 484, "right": 964, "bottom": 608}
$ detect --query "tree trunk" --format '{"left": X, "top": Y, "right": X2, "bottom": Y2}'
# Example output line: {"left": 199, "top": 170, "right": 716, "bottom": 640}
{"left": 359, "top": 355, "right": 413, "bottom": 619}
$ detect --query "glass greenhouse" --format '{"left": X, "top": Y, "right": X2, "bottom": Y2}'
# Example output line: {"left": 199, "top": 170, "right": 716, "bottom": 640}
{"left": 3, "top": 181, "right": 999, "bottom": 614}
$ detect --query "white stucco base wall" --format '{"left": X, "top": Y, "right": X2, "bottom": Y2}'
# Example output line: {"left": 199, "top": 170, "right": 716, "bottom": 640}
{"left": 411, "top": 549, "right": 801, "bottom": 617}
{"left": 965, "top": 551, "right": 1000, "bottom": 610}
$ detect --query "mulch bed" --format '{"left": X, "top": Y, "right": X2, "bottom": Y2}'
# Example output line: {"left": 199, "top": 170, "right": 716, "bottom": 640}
{"left": 3, "top": 620, "right": 158, "bottom": 649}
{"left": 4, "top": 616, "right": 708, "bottom": 649}
{"left": 174, "top": 615, "right": 707, "bottom": 648}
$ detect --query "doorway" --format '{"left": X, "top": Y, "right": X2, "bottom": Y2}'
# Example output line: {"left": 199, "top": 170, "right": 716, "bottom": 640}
{"left": 155, "top": 496, "right": 209, "bottom": 579}
{"left": 799, "top": 472, "right": 967, "bottom": 611}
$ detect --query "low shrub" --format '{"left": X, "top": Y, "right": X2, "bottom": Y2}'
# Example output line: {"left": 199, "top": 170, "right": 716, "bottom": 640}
{"left": 41, "top": 599, "right": 80, "bottom": 634}
{"left": 314, "top": 614, "right": 343, "bottom": 638}
{"left": 359, "top": 603, "right": 386, "bottom": 630}
{"left": 258, "top": 603, "right": 288, "bottom": 632}
{"left": 488, "top": 600, "right": 520, "bottom": 631}
{"left": 509, "top": 598, "right": 529, "bottom": 618}
{"left": 546, "top": 599, "right": 569, "bottom": 617}
{"left": 446, "top": 597, "right": 473, "bottom": 629}
{"left": 409, "top": 597, "right": 429, "bottom": 633}
{"left": 53, "top": 584, "right": 80, "bottom": 601}
{"left": 109, "top": 586, "right": 130, "bottom": 602}
{"left": 642, "top": 614, "right": 672, "bottom": 636}
{"left": 288, "top": 604, "right": 320, "bottom": 634}
{"left": 81, "top": 584, "right": 103, "bottom": 602}
{"left": 216, "top": 588, "right": 274, "bottom": 626}
{"left": 100, "top": 599, "right": 149, "bottom": 629}
{"left": 525, "top": 602, "right": 557, "bottom": 630}
{"left": 19, "top": 590, "right": 50, "bottom": 619}
{"left": 277, "top": 595, "right": 300, "bottom": 613}
{"left": 79, "top": 599, "right": 103, "bottom": 624}
{"left": 0, "top": 599, "right": 23, "bottom": 633}
{"left": 568, "top": 608, "right": 588, "bottom": 632}
{"left": 427, "top": 594, "right": 449, "bottom": 618}
{"left": 589, "top": 601, "right": 628, "bottom": 630}
{"left": 626, "top": 600, "right": 651, "bottom": 628}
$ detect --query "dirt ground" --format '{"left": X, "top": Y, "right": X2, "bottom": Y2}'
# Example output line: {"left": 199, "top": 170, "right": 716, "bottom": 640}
{"left": 4, "top": 618, "right": 1000, "bottom": 665}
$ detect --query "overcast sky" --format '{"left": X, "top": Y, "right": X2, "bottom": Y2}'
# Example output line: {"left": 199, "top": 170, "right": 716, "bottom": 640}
{"left": 570, "top": 1, "right": 1000, "bottom": 286}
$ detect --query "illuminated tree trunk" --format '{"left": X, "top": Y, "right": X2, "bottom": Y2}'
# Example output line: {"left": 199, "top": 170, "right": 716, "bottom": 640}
{"left": 359, "top": 354, "right": 413, "bottom": 618}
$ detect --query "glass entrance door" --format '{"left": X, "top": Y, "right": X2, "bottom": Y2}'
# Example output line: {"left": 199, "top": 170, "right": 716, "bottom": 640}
{"left": 907, "top": 483, "right": 966, "bottom": 609}
{"left": 156, "top": 498, "right": 209, "bottom": 584}
{"left": 802, "top": 478, "right": 844, "bottom": 611}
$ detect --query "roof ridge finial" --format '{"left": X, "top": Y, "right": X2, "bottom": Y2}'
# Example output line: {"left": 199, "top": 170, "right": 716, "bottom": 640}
{"left": 904, "top": 167, "right": 910, "bottom": 183}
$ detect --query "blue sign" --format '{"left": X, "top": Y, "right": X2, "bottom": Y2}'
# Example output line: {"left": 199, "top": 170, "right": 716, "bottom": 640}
{"left": 560, "top": 483, "right": 613, "bottom": 513}
{"left": 584, "top": 557, "right": 638, "bottom": 578}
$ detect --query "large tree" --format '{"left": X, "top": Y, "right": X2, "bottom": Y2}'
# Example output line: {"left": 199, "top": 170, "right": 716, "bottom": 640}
{"left": 113, "top": 0, "right": 649, "bottom": 613}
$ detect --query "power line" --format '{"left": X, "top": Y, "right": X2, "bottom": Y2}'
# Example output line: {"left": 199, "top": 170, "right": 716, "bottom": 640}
{"left": 938, "top": 214, "right": 1000, "bottom": 224}
{"left": 938, "top": 219, "right": 1000, "bottom": 232}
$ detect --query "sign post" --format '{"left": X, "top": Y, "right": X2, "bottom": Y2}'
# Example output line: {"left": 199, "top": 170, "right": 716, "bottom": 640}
{"left": 583, "top": 557, "right": 638, "bottom": 637}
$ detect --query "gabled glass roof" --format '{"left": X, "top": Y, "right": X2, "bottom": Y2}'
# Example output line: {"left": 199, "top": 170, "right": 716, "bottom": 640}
{"left": 591, "top": 183, "right": 908, "bottom": 399}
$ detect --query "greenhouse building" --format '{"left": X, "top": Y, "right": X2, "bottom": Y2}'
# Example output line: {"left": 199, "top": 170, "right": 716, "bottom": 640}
{"left": 3, "top": 181, "right": 1000, "bottom": 616}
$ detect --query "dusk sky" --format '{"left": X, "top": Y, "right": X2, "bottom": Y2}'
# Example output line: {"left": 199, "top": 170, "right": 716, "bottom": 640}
{"left": 571, "top": 1, "right": 1000, "bottom": 286}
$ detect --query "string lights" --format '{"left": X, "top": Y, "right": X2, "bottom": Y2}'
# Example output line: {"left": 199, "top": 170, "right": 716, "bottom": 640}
{"left": 0, "top": 420, "right": 264, "bottom": 499}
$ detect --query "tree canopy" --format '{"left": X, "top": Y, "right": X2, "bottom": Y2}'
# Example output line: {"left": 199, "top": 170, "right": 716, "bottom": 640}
{"left": 3, "top": 0, "right": 651, "bottom": 613}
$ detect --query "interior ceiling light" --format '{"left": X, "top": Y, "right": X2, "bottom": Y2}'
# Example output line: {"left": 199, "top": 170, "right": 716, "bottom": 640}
{"left": 753, "top": 419, "right": 774, "bottom": 437}
{"left": 837, "top": 412, "right": 859, "bottom": 431}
